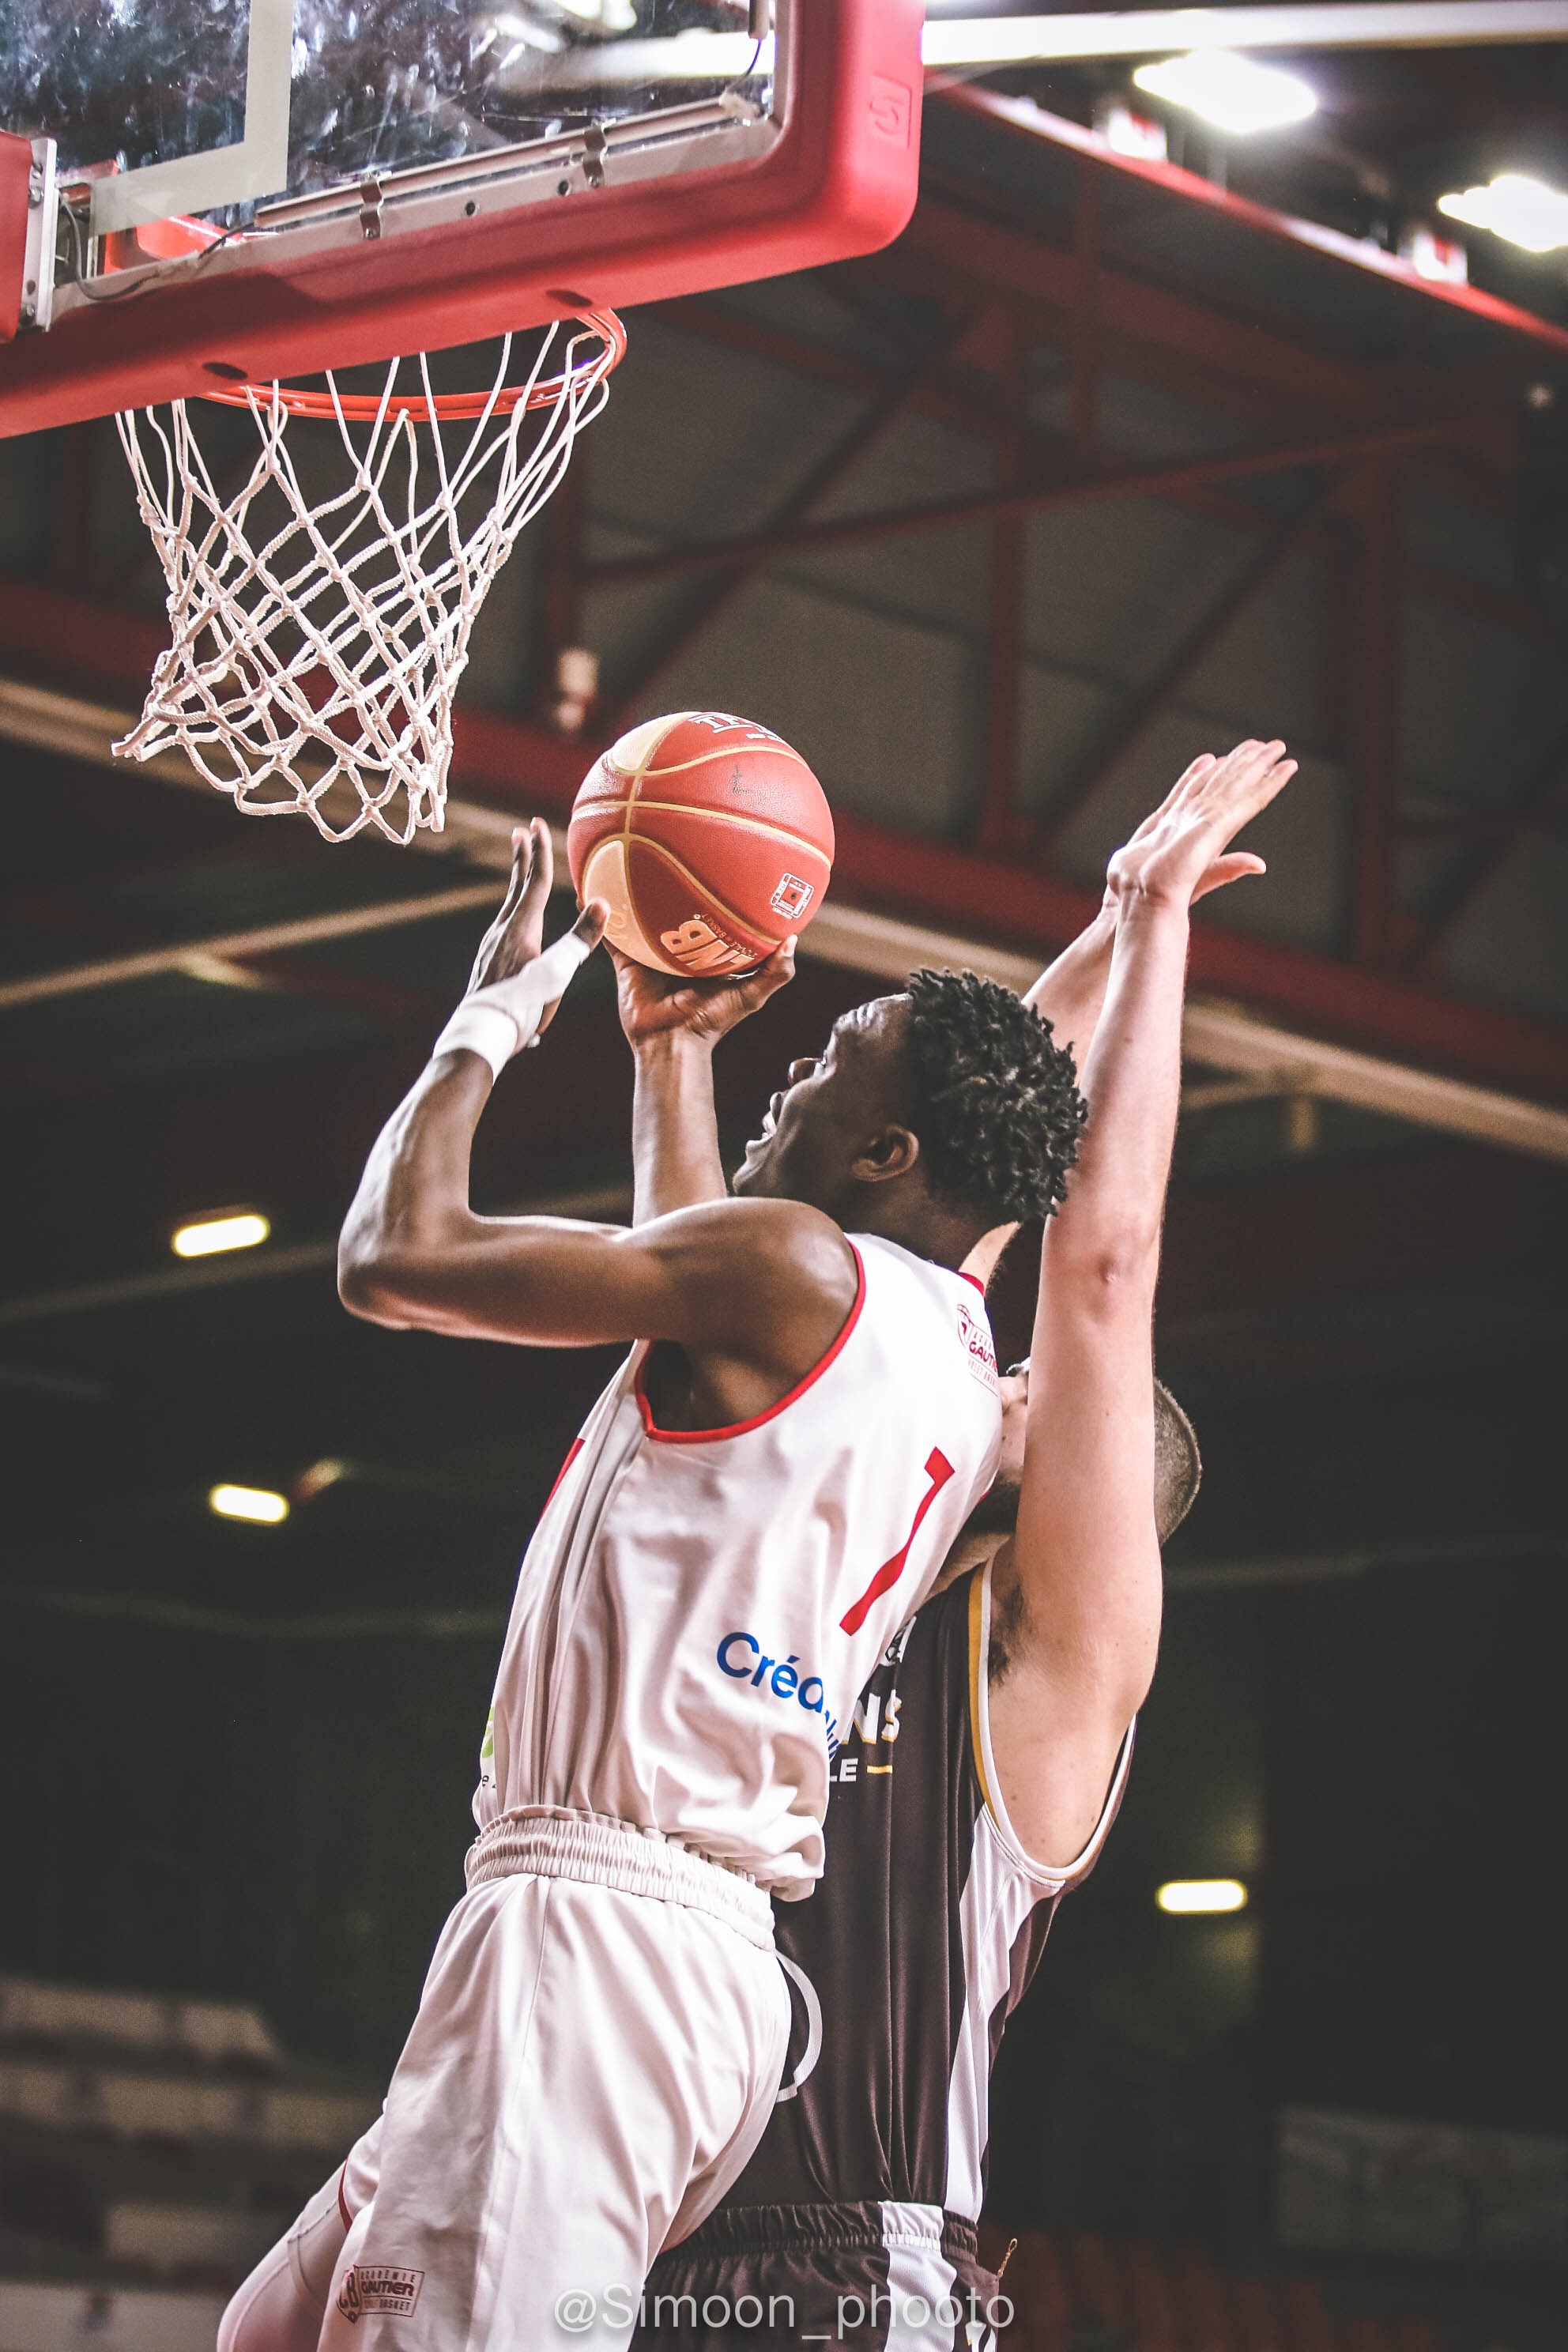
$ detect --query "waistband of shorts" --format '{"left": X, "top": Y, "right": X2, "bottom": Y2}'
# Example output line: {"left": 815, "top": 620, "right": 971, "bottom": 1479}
{"left": 464, "top": 1807, "right": 775, "bottom": 1949}
{"left": 665, "top": 2199, "right": 980, "bottom": 2263}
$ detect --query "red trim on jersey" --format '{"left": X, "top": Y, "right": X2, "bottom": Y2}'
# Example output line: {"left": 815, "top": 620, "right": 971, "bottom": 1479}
{"left": 956, "top": 1270, "right": 986, "bottom": 1294}
{"left": 337, "top": 2164, "right": 353, "bottom": 2232}
{"left": 635, "top": 1243, "right": 866, "bottom": 1444}
{"left": 544, "top": 1436, "right": 585, "bottom": 1507}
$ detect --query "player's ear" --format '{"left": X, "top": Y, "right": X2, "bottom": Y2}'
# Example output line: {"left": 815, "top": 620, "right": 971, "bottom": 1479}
{"left": 851, "top": 1123, "right": 920, "bottom": 1185}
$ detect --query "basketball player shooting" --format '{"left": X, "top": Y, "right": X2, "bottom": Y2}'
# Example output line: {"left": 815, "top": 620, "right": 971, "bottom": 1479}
{"left": 322, "top": 774, "right": 1087, "bottom": 2345}
{"left": 216, "top": 738, "right": 1290, "bottom": 2352}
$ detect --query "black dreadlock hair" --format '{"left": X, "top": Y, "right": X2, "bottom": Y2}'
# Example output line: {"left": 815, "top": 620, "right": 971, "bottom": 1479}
{"left": 903, "top": 967, "right": 1087, "bottom": 1227}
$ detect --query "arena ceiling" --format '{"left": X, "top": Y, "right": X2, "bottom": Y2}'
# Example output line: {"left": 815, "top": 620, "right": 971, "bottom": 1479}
{"left": 2, "top": 44, "right": 1566, "bottom": 1611}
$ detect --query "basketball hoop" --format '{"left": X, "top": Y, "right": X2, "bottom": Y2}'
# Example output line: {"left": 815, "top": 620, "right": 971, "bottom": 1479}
{"left": 112, "top": 312, "right": 625, "bottom": 845}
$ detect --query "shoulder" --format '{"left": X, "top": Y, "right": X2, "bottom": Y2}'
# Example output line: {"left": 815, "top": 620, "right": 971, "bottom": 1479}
{"left": 643, "top": 1197, "right": 855, "bottom": 1288}
{"left": 635, "top": 1200, "right": 861, "bottom": 1362}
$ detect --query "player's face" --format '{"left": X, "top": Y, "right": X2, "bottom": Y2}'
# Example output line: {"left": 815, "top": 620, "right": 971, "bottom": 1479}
{"left": 732, "top": 994, "right": 910, "bottom": 1212}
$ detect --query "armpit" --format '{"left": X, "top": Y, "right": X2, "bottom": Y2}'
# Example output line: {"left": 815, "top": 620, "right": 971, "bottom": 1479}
{"left": 988, "top": 1574, "right": 1030, "bottom": 1687}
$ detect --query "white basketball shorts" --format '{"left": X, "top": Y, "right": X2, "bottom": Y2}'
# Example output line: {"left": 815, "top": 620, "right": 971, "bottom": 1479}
{"left": 316, "top": 1811, "right": 790, "bottom": 2351}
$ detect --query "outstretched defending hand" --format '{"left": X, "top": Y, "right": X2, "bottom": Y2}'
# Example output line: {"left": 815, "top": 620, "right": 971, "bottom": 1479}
{"left": 1106, "top": 739, "right": 1296, "bottom": 914}
{"left": 610, "top": 937, "right": 797, "bottom": 1052}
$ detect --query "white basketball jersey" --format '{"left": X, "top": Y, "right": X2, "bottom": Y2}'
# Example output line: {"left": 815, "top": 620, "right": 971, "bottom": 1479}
{"left": 475, "top": 1234, "right": 1002, "bottom": 1897}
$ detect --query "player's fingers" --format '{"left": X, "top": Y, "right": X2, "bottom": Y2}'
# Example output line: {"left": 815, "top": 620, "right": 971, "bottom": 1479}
{"left": 571, "top": 899, "right": 609, "bottom": 953}
{"left": 743, "top": 939, "right": 797, "bottom": 1004}
{"left": 1191, "top": 853, "right": 1267, "bottom": 902}
{"left": 1168, "top": 752, "right": 1219, "bottom": 805}
{"left": 494, "top": 826, "right": 533, "bottom": 926}
{"left": 1207, "top": 741, "right": 1289, "bottom": 826}
{"left": 511, "top": 816, "right": 554, "bottom": 933}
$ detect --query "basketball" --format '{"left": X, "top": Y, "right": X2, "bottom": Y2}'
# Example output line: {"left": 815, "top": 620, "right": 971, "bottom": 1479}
{"left": 567, "top": 711, "right": 835, "bottom": 978}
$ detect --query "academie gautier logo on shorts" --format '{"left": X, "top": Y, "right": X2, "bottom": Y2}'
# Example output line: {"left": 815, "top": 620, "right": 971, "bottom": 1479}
{"left": 337, "top": 2264, "right": 425, "bottom": 2324}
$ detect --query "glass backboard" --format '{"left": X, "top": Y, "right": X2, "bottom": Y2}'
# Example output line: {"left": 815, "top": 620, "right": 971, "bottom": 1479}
{"left": 2, "top": 1, "right": 776, "bottom": 236}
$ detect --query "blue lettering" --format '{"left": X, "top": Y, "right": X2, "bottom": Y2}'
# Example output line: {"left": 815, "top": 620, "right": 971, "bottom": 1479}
{"left": 717, "top": 1631, "right": 759, "bottom": 1677}
{"left": 797, "top": 1676, "right": 824, "bottom": 1712}
{"left": 752, "top": 1654, "right": 775, "bottom": 1687}
{"left": 771, "top": 1656, "right": 799, "bottom": 1699}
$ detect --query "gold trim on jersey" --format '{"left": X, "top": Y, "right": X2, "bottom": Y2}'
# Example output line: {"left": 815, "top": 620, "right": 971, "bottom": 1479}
{"left": 967, "top": 1566, "right": 993, "bottom": 1817}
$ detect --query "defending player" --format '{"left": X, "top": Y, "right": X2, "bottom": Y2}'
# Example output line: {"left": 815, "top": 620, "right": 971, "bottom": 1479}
{"left": 620, "top": 738, "right": 1291, "bottom": 2348}
{"left": 315, "top": 808, "right": 1087, "bottom": 2346}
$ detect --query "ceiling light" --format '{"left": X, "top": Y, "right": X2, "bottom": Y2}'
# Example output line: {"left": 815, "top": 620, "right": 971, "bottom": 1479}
{"left": 1157, "top": 1877, "right": 1249, "bottom": 1914}
{"left": 1093, "top": 100, "right": 1167, "bottom": 164}
{"left": 209, "top": 1483, "right": 289, "bottom": 1525}
{"left": 1399, "top": 224, "right": 1468, "bottom": 287}
{"left": 1438, "top": 173, "right": 1568, "bottom": 255}
{"left": 172, "top": 1212, "right": 270, "bottom": 1259}
{"left": 1133, "top": 51, "right": 1315, "bottom": 137}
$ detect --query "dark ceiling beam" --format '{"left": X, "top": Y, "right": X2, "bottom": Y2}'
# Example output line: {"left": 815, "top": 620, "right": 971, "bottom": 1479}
{"left": 891, "top": 184, "right": 1521, "bottom": 521}
{"left": 2, "top": 579, "right": 1563, "bottom": 1104}
{"left": 47, "top": 423, "right": 97, "bottom": 596}
{"left": 665, "top": 292, "right": 1557, "bottom": 654}
{"left": 598, "top": 300, "right": 983, "bottom": 731}
{"left": 530, "top": 424, "right": 592, "bottom": 730}
{"left": 1404, "top": 703, "right": 1568, "bottom": 972}
{"left": 903, "top": 187, "right": 1395, "bottom": 432}
{"left": 1351, "top": 459, "right": 1404, "bottom": 967}
{"left": 582, "top": 416, "right": 1491, "bottom": 592}
{"left": 1157, "top": 1139, "right": 1567, "bottom": 1330}
{"left": 979, "top": 307, "right": 1028, "bottom": 851}
{"left": 1032, "top": 479, "right": 1340, "bottom": 857}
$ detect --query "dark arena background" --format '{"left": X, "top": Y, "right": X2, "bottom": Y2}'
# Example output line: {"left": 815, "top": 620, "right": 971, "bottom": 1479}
{"left": 2, "top": 6, "right": 1566, "bottom": 2350}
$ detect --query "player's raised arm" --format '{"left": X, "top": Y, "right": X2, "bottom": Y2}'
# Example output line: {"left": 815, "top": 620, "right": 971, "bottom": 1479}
{"left": 337, "top": 820, "right": 855, "bottom": 1382}
{"left": 611, "top": 940, "right": 797, "bottom": 1225}
{"left": 962, "top": 788, "right": 1270, "bottom": 1291}
{"left": 987, "top": 741, "right": 1297, "bottom": 1868}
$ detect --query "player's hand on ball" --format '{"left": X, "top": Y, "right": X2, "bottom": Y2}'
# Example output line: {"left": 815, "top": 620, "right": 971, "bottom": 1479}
{"left": 610, "top": 938, "right": 796, "bottom": 1050}
{"left": 469, "top": 819, "right": 608, "bottom": 1034}
{"left": 1105, "top": 740, "right": 1296, "bottom": 914}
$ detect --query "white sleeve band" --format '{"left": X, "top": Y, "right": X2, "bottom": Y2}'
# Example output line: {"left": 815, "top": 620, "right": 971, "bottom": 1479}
{"left": 432, "top": 927, "right": 594, "bottom": 1081}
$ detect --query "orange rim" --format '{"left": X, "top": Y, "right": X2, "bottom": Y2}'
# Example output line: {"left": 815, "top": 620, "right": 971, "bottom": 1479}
{"left": 198, "top": 309, "right": 626, "bottom": 420}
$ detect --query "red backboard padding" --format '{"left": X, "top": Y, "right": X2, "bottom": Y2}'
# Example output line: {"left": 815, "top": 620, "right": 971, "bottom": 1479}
{"left": 0, "top": 2, "right": 923, "bottom": 435}
{"left": 0, "top": 129, "right": 32, "bottom": 345}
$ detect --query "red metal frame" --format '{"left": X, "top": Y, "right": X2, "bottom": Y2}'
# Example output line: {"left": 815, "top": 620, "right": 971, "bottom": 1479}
{"left": 0, "top": 1, "right": 923, "bottom": 438}
{"left": 0, "top": 130, "right": 31, "bottom": 345}
{"left": 949, "top": 86, "right": 1568, "bottom": 364}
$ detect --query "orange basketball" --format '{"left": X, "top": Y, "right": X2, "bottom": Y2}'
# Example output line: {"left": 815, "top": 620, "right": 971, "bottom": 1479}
{"left": 567, "top": 711, "right": 835, "bottom": 978}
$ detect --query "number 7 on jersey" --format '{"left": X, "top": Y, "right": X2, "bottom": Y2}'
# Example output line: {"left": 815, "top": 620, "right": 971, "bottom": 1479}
{"left": 839, "top": 1449, "right": 955, "bottom": 1637}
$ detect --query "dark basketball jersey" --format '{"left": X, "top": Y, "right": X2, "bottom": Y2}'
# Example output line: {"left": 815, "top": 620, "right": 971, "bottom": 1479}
{"left": 636, "top": 1559, "right": 1131, "bottom": 2350}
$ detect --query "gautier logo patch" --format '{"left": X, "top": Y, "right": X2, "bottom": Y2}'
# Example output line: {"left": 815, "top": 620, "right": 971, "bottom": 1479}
{"left": 336, "top": 2265, "right": 426, "bottom": 2324}
{"left": 956, "top": 1298, "right": 999, "bottom": 1395}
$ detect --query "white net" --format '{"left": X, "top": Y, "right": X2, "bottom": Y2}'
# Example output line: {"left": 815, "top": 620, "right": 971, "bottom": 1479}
{"left": 113, "top": 317, "right": 622, "bottom": 844}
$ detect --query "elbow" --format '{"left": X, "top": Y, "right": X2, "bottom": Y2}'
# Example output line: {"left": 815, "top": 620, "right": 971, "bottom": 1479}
{"left": 337, "top": 1234, "right": 415, "bottom": 1327}
{"left": 1051, "top": 1226, "right": 1161, "bottom": 1311}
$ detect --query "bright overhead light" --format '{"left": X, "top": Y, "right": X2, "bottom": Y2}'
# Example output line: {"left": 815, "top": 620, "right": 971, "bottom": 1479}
{"left": 1157, "top": 1878, "right": 1249, "bottom": 1915}
{"left": 172, "top": 1212, "right": 270, "bottom": 1259}
{"left": 1438, "top": 173, "right": 1568, "bottom": 255}
{"left": 1133, "top": 51, "right": 1315, "bottom": 137}
{"left": 209, "top": 1483, "right": 289, "bottom": 1525}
